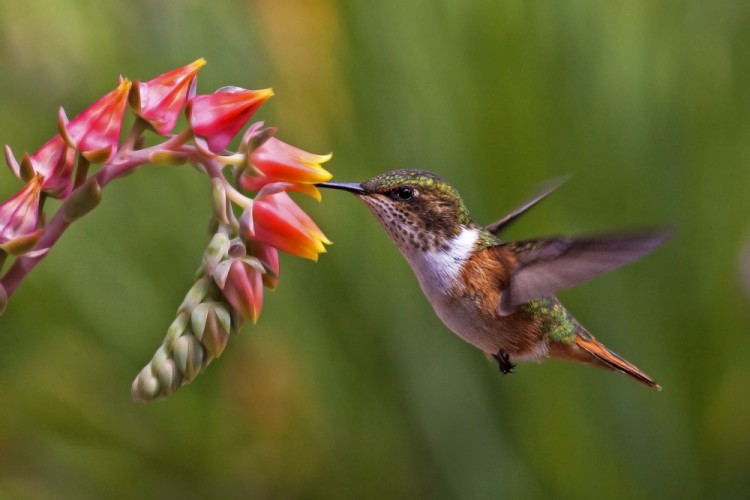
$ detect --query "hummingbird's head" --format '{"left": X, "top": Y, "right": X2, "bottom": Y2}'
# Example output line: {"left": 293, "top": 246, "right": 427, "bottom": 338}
{"left": 318, "top": 169, "right": 474, "bottom": 252}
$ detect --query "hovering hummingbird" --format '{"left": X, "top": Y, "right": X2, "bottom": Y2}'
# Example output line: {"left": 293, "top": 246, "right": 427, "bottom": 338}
{"left": 318, "top": 170, "right": 670, "bottom": 389}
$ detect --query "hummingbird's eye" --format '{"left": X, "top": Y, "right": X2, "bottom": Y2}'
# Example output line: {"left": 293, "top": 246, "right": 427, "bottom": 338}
{"left": 394, "top": 186, "right": 414, "bottom": 200}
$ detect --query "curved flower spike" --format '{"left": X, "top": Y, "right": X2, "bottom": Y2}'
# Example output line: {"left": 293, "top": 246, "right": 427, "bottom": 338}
{"left": 242, "top": 191, "right": 331, "bottom": 261}
{"left": 130, "top": 59, "right": 206, "bottom": 135}
{"left": 0, "top": 174, "right": 43, "bottom": 255}
{"left": 187, "top": 87, "right": 273, "bottom": 154}
{"left": 61, "top": 78, "right": 132, "bottom": 163}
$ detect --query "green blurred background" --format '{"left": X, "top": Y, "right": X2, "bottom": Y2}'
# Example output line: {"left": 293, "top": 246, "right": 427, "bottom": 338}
{"left": 1, "top": 0, "right": 749, "bottom": 498}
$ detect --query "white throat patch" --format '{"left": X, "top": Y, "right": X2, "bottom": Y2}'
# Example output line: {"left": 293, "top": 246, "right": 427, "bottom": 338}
{"left": 405, "top": 226, "right": 479, "bottom": 295}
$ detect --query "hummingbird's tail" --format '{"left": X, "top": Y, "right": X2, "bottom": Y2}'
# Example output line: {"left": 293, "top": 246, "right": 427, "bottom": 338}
{"left": 548, "top": 327, "right": 661, "bottom": 390}
{"left": 572, "top": 334, "right": 661, "bottom": 390}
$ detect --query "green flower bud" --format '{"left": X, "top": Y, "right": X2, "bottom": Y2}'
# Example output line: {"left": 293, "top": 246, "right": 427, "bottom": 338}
{"left": 179, "top": 275, "right": 210, "bottom": 314}
{"left": 172, "top": 333, "right": 205, "bottom": 383}
{"left": 131, "top": 365, "right": 161, "bottom": 403}
{"left": 156, "top": 358, "right": 183, "bottom": 394}
{"left": 165, "top": 311, "right": 190, "bottom": 343}
{"left": 203, "top": 231, "right": 230, "bottom": 276}
{"left": 63, "top": 176, "right": 102, "bottom": 222}
{"left": 191, "top": 302, "right": 232, "bottom": 358}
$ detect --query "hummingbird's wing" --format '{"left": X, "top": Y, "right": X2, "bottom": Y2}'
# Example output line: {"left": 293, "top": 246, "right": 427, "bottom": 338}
{"left": 485, "top": 176, "right": 569, "bottom": 236}
{"left": 497, "top": 230, "right": 671, "bottom": 316}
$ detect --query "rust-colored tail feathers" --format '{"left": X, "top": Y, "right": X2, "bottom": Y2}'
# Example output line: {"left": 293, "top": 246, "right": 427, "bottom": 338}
{"left": 574, "top": 336, "right": 661, "bottom": 390}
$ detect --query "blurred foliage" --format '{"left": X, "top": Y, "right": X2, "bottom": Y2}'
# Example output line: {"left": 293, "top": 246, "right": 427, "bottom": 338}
{"left": 1, "top": 0, "right": 749, "bottom": 498}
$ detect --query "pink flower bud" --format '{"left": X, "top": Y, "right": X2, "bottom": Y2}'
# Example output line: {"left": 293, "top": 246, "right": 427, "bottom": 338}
{"left": 130, "top": 59, "right": 206, "bottom": 135}
{"left": 61, "top": 78, "right": 132, "bottom": 163}
{"left": 243, "top": 192, "right": 330, "bottom": 261}
{"left": 215, "top": 258, "right": 265, "bottom": 323}
{"left": 13, "top": 135, "right": 76, "bottom": 199}
{"left": 250, "top": 242, "right": 280, "bottom": 289}
{"left": 187, "top": 87, "right": 273, "bottom": 154}
{"left": 0, "top": 174, "right": 43, "bottom": 254}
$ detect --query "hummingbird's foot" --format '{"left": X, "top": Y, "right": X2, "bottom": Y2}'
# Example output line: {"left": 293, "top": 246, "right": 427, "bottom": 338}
{"left": 493, "top": 349, "right": 516, "bottom": 375}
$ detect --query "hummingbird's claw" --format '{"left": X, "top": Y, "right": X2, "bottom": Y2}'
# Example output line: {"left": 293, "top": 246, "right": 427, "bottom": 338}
{"left": 493, "top": 349, "right": 516, "bottom": 375}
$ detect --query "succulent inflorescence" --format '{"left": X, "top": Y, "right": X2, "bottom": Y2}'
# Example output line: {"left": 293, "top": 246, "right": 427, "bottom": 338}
{"left": 0, "top": 59, "right": 333, "bottom": 402}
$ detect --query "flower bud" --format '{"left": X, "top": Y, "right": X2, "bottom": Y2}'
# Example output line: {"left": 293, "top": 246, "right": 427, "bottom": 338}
{"left": 155, "top": 358, "right": 183, "bottom": 395}
{"left": 214, "top": 257, "right": 265, "bottom": 323}
{"left": 63, "top": 176, "right": 102, "bottom": 222}
{"left": 60, "top": 78, "right": 132, "bottom": 163}
{"left": 191, "top": 302, "right": 232, "bottom": 358}
{"left": 165, "top": 311, "right": 190, "bottom": 343}
{"left": 172, "top": 333, "right": 205, "bottom": 383}
{"left": 131, "top": 365, "right": 161, "bottom": 403}
{"left": 251, "top": 242, "right": 280, "bottom": 289}
{"left": 203, "top": 231, "right": 230, "bottom": 276}
{"left": 130, "top": 59, "right": 205, "bottom": 135}
{"left": 187, "top": 87, "right": 274, "bottom": 154}
{"left": 6, "top": 135, "right": 76, "bottom": 199}
{"left": 0, "top": 174, "right": 43, "bottom": 255}
{"left": 179, "top": 275, "right": 210, "bottom": 314}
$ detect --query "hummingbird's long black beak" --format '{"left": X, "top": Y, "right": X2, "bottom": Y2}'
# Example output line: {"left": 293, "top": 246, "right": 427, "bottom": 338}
{"left": 317, "top": 181, "right": 366, "bottom": 195}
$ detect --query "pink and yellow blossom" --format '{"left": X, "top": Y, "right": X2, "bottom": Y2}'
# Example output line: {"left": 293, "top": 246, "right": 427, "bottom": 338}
{"left": 250, "top": 136, "right": 333, "bottom": 184}
{"left": 130, "top": 59, "right": 206, "bottom": 135}
{"left": 0, "top": 174, "right": 43, "bottom": 254}
{"left": 243, "top": 192, "right": 331, "bottom": 261}
{"left": 61, "top": 78, "right": 132, "bottom": 163}
{"left": 18, "top": 135, "right": 76, "bottom": 199}
{"left": 187, "top": 87, "right": 273, "bottom": 154}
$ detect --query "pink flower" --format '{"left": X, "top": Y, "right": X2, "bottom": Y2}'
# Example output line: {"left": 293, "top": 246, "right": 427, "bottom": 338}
{"left": 6, "top": 135, "right": 76, "bottom": 199}
{"left": 130, "top": 59, "right": 205, "bottom": 135}
{"left": 240, "top": 175, "right": 324, "bottom": 201}
{"left": 187, "top": 87, "right": 273, "bottom": 154}
{"left": 0, "top": 174, "right": 43, "bottom": 255}
{"left": 61, "top": 78, "right": 132, "bottom": 163}
{"left": 250, "top": 242, "right": 280, "bottom": 289}
{"left": 242, "top": 192, "right": 330, "bottom": 261}
{"left": 250, "top": 136, "right": 333, "bottom": 184}
{"left": 214, "top": 258, "right": 264, "bottom": 323}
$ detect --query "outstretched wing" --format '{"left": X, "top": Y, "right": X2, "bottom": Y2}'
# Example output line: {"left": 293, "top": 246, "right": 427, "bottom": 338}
{"left": 485, "top": 176, "right": 569, "bottom": 236}
{"left": 497, "top": 230, "right": 671, "bottom": 315}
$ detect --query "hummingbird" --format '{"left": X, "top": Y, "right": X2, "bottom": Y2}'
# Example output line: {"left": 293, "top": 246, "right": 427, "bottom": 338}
{"left": 318, "top": 169, "right": 670, "bottom": 389}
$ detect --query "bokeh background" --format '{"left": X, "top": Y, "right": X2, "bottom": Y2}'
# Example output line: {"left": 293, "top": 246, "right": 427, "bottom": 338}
{"left": 1, "top": 1, "right": 749, "bottom": 498}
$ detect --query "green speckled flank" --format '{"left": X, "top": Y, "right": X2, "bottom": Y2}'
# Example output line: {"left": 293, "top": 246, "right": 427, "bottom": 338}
{"left": 519, "top": 297, "right": 580, "bottom": 344}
